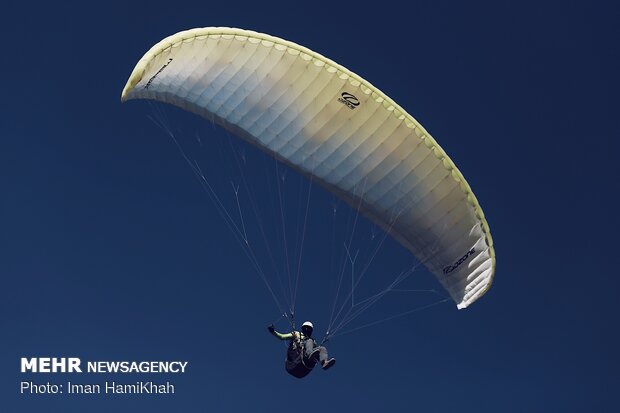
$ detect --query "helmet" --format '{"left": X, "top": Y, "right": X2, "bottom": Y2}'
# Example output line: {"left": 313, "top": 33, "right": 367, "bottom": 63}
{"left": 301, "top": 321, "right": 314, "bottom": 336}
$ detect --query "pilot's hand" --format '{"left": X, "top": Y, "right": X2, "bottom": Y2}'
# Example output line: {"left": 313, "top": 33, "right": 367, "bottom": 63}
{"left": 267, "top": 324, "right": 275, "bottom": 334}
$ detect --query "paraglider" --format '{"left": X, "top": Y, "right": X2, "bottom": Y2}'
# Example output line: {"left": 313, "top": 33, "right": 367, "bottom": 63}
{"left": 268, "top": 321, "right": 335, "bottom": 378}
{"left": 121, "top": 27, "right": 495, "bottom": 375}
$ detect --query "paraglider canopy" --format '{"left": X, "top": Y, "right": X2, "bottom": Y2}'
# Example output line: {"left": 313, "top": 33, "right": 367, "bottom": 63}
{"left": 121, "top": 27, "right": 495, "bottom": 309}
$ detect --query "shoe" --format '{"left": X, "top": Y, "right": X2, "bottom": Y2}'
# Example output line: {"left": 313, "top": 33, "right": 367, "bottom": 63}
{"left": 322, "top": 358, "right": 336, "bottom": 370}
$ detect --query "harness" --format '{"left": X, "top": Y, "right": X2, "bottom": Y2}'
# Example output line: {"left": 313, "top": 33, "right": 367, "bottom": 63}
{"left": 289, "top": 332, "right": 316, "bottom": 369}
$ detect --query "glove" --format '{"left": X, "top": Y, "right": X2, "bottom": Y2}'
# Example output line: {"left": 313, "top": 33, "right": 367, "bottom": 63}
{"left": 267, "top": 324, "right": 275, "bottom": 334}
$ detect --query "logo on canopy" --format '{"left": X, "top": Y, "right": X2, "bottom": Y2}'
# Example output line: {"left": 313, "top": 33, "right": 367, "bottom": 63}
{"left": 338, "top": 92, "right": 360, "bottom": 110}
{"left": 443, "top": 248, "right": 476, "bottom": 275}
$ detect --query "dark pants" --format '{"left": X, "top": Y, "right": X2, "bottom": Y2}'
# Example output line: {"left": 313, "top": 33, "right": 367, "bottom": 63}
{"left": 304, "top": 340, "right": 329, "bottom": 363}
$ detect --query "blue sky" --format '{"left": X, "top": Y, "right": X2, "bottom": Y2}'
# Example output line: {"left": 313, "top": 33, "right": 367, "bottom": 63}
{"left": 1, "top": 1, "right": 618, "bottom": 412}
